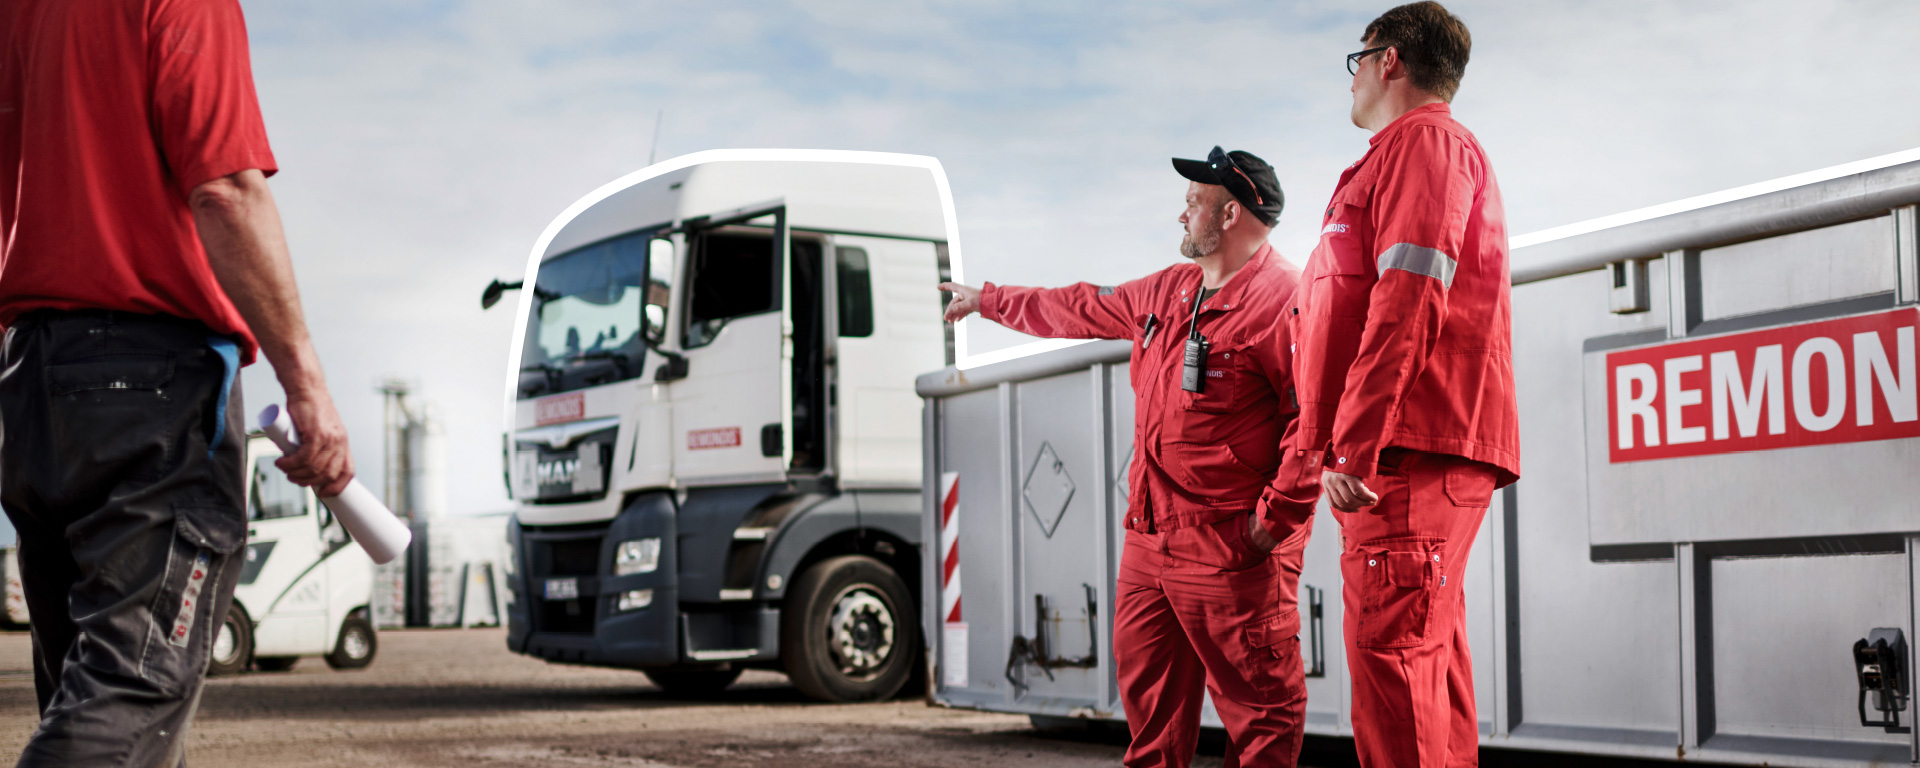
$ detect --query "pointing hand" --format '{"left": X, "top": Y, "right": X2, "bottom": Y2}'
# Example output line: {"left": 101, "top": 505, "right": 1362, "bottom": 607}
{"left": 938, "top": 282, "right": 982, "bottom": 323}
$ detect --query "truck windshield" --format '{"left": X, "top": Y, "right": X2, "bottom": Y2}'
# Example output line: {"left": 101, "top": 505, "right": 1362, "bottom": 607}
{"left": 519, "top": 229, "right": 655, "bottom": 399}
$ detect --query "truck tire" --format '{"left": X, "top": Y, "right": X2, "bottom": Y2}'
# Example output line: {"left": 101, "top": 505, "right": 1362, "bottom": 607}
{"left": 208, "top": 604, "right": 252, "bottom": 677}
{"left": 253, "top": 656, "right": 298, "bottom": 672}
{"left": 643, "top": 666, "right": 743, "bottom": 698}
{"left": 781, "top": 554, "right": 917, "bottom": 702}
{"left": 324, "top": 616, "right": 377, "bottom": 670}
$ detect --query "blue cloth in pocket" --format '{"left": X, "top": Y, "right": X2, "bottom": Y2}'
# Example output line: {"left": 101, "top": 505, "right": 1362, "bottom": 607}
{"left": 205, "top": 336, "right": 239, "bottom": 457}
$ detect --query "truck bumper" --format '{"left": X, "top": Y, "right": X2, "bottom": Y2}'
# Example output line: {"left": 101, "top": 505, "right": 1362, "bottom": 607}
{"left": 505, "top": 494, "right": 780, "bottom": 667}
{"left": 507, "top": 495, "right": 679, "bottom": 667}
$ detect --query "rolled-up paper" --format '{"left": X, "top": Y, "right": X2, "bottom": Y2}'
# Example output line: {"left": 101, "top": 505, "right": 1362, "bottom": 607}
{"left": 258, "top": 404, "right": 412, "bottom": 564}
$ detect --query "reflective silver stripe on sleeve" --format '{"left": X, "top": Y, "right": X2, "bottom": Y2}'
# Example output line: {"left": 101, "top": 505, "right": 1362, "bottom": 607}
{"left": 1376, "top": 243, "right": 1457, "bottom": 289}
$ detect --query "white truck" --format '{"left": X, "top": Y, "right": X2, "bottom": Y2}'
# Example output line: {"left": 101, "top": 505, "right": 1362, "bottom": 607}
{"left": 209, "top": 433, "right": 379, "bottom": 675}
{"left": 488, "top": 150, "right": 953, "bottom": 701}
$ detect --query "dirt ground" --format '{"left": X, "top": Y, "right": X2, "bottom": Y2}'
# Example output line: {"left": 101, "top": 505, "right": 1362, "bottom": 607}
{"left": 0, "top": 627, "right": 1229, "bottom": 767}
{"left": 0, "top": 627, "right": 1680, "bottom": 767}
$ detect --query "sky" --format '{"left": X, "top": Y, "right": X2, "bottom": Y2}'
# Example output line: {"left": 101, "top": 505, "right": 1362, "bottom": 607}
{"left": 231, "top": 0, "right": 1920, "bottom": 517}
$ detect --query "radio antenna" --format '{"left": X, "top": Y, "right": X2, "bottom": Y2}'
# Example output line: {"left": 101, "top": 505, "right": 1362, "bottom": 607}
{"left": 648, "top": 109, "right": 664, "bottom": 166}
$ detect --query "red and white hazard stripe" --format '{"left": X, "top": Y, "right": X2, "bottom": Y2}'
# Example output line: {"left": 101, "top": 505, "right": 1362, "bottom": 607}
{"left": 939, "top": 471, "right": 961, "bottom": 624}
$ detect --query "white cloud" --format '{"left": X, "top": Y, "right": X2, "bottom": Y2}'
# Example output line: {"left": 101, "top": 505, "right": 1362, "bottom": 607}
{"left": 236, "top": 0, "right": 1920, "bottom": 514}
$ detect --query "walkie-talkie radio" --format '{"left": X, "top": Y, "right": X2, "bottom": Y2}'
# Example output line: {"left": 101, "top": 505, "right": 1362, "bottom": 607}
{"left": 1182, "top": 289, "right": 1210, "bottom": 393}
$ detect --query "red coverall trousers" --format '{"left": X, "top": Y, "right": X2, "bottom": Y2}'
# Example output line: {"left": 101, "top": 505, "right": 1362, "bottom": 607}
{"left": 1115, "top": 514, "right": 1313, "bottom": 768}
{"left": 1337, "top": 448, "right": 1496, "bottom": 768}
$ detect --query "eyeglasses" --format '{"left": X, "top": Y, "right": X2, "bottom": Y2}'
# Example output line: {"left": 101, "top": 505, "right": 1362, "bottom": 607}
{"left": 1346, "top": 46, "right": 1389, "bottom": 76}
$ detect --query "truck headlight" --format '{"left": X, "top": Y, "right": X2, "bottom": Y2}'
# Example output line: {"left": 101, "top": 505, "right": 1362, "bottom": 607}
{"left": 614, "top": 538, "right": 661, "bottom": 575}
{"left": 616, "top": 589, "right": 654, "bottom": 612}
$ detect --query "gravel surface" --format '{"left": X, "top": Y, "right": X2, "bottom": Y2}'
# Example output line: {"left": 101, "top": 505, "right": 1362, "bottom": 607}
{"left": 0, "top": 627, "right": 1687, "bottom": 767}
{"left": 0, "top": 627, "right": 1220, "bottom": 767}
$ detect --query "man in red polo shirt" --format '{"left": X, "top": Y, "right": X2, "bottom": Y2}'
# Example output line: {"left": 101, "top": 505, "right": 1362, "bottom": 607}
{"left": 942, "top": 148, "right": 1310, "bottom": 767}
{"left": 1260, "top": 3, "right": 1519, "bottom": 766}
{"left": 0, "top": 1, "right": 353, "bottom": 764}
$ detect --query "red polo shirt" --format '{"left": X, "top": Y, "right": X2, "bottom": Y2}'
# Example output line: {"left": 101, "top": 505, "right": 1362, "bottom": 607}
{"left": 0, "top": 0, "right": 274, "bottom": 363}
{"left": 981, "top": 244, "right": 1303, "bottom": 533}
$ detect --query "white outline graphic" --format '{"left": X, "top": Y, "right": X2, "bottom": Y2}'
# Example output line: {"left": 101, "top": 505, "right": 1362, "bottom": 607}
{"left": 1510, "top": 146, "right": 1920, "bottom": 249}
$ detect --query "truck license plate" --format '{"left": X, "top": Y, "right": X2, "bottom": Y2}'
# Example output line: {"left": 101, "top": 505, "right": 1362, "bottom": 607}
{"left": 543, "top": 578, "right": 579, "bottom": 600}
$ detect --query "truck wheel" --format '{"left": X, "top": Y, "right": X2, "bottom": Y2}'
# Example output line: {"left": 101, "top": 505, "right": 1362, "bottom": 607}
{"left": 781, "top": 555, "right": 917, "bottom": 702}
{"left": 253, "top": 656, "right": 298, "bottom": 672}
{"left": 324, "top": 616, "right": 377, "bottom": 670}
{"left": 208, "top": 604, "right": 252, "bottom": 677}
{"left": 643, "top": 666, "right": 743, "bottom": 698}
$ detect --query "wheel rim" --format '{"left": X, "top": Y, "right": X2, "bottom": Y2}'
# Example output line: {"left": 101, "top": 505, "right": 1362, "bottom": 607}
{"left": 341, "top": 627, "right": 371, "bottom": 660}
{"left": 212, "top": 620, "right": 238, "bottom": 665}
{"left": 825, "top": 584, "right": 894, "bottom": 681}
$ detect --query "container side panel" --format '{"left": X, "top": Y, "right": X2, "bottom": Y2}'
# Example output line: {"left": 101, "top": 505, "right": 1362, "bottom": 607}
{"left": 1300, "top": 503, "right": 1349, "bottom": 732}
{"left": 1513, "top": 269, "right": 1682, "bottom": 732}
{"left": 1699, "top": 216, "right": 1895, "bottom": 322}
{"left": 937, "top": 388, "right": 1011, "bottom": 701}
{"left": 1008, "top": 370, "right": 1107, "bottom": 707}
{"left": 1583, "top": 315, "right": 1920, "bottom": 545}
{"left": 1710, "top": 552, "right": 1910, "bottom": 746}
{"left": 1465, "top": 510, "right": 1497, "bottom": 735}
{"left": 1107, "top": 362, "right": 1134, "bottom": 716}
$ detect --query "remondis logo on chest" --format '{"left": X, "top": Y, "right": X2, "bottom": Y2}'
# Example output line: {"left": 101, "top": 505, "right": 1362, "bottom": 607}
{"left": 1606, "top": 308, "right": 1918, "bottom": 463}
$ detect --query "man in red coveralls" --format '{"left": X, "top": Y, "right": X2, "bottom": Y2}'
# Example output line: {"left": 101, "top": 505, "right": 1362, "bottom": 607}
{"left": 942, "top": 148, "right": 1309, "bottom": 768}
{"left": 1259, "top": 3, "right": 1519, "bottom": 766}
{"left": 0, "top": 1, "right": 354, "bottom": 764}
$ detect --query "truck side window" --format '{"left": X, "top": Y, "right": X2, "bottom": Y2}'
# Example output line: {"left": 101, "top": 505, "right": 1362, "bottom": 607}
{"left": 248, "top": 456, "right": 307, "bottom": 521}
{"left": 685, "top": 232, "right": 778, "bottom": 348}
{"left": 836, "top": 246, "right": 874, "bottom": 338}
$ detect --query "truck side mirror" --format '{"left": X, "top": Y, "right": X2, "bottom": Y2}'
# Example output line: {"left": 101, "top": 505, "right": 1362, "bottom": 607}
{"left": 481, "top": 279, "right": 523, "bottom": 310}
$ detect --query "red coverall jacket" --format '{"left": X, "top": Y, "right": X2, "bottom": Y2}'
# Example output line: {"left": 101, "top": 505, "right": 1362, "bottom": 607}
{"left": 981, "top": 243, "right": 1302, "bottom": 534}
{"left": 1259, "top": 103, "right": 1520, "bottom": 530}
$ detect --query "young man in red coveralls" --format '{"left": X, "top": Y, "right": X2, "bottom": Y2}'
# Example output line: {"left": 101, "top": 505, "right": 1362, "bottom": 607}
{"left": 1258, "top": 4, "right": 1519, "bottom": 766}
{"left": 942, "top": 148, "right": 1309, "bottom": 768}
{"left": 0, "top": 1, "right": 354, "bottom": 764}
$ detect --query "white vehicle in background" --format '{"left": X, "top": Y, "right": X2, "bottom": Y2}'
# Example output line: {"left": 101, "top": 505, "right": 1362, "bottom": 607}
{"left": 1, "top": 545, "right": 24, "bottom": 629}
{"left": 209, "top": 433, "right": 379, "bottom": 675}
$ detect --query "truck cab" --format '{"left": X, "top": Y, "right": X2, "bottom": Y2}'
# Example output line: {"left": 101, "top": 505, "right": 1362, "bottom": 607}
{"left": 496, "top": 151, "right": 954, "bottom": 701}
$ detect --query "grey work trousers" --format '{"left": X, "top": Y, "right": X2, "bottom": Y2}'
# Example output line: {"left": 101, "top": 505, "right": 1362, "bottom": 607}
{"left": 0, "top": 309, "right": 246, "bottom": 767}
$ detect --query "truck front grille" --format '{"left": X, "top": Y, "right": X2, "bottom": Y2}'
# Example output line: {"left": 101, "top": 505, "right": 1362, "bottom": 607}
{"left": 544, "top": 537, "right": 601, "bottom": 576}
{"left": 526, "top": 529, "right": 605, "bottom": 635}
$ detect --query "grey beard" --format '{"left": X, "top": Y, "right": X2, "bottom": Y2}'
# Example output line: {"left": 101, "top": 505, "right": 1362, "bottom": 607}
{"left": 1180, "top": 226, "right": 1222, "bottom": 260}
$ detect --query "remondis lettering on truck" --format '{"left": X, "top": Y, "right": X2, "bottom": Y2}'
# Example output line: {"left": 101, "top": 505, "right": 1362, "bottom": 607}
{"left": 1607, "top": 308, "right": 1919, "bottom": 462}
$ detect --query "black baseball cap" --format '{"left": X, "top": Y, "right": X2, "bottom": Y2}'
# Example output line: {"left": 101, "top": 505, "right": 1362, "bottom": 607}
{"left": 1172, "top": 146, "right": 1284, "bottom": 226}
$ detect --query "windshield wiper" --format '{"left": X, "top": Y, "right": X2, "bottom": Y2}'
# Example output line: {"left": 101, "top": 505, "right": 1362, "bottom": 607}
{"left": 565, "top": 350, "right": 631, "bottom": 369}
{"left": 562, "top": 350, "right": 633, "bottom": 386}
{"left": 519, "top": 362, "right": 560, "bottom": 396}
